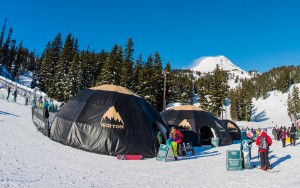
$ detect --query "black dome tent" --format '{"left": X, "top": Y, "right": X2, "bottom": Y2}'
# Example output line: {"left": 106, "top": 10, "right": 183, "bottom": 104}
{"left": 50, "top": 85, "right": 169, "bottom": 158}
{"left": 160, "top": 105, "right": 232, "bottom": 146}
{"left": 220, "top": 119, "right": 241, "bottom": 140}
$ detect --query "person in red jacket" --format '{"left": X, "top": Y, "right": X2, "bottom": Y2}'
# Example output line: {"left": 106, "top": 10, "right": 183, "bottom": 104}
{"left": 256, "top": 130, "right": 272, "bottom": 170}
{"left": 176, "top": 127, "right": 184, "bottom": 157}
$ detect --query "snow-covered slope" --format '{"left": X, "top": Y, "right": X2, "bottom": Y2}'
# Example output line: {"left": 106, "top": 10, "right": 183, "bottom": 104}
{"left": 1, "top": 87, "right": 300, "bottom": 187}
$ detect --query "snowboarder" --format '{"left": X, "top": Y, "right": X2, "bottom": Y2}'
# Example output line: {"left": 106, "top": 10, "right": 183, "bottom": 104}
{"left": 289, "top": 123, "right": 297, "bottom": 146}
{"left": 7, "top": 86, "right": 11, "bottom": 100}
{"left": 256, "top": 131, "right": 272, "bottom": 170}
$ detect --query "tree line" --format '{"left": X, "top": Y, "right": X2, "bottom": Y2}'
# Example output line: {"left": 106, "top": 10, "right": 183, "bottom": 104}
{"left": 1, "top": 19, "right": 300, "bottom": 117}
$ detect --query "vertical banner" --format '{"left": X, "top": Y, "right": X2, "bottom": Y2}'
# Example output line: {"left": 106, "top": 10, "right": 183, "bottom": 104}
{"left": 31, "top": 107, "right": 50, "bottom": 137}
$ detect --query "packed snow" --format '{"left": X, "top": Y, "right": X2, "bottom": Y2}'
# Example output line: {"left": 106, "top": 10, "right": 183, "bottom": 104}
{"left": 1, "top": 85, "right": 300, "bottom": 187}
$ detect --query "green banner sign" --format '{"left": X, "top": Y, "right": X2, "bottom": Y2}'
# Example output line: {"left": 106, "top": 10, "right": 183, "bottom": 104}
{"left": 156, "top": 144, "right": 175, "bottom": 162}
{"left": 226, "top": 150, "right": 242, "bottom": 171}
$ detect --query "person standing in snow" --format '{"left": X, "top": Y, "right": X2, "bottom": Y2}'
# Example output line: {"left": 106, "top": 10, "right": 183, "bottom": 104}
{"left": 169, "top": 127, "right": 179, "bottom": 160}
{"left": 6, "top": 86, "right": 11, "bottom": 100}
{"left": 279, "top": 128, "right": 287, "bottom": 147}
{"left": 289, "top": 123, "right": 297, "bottom": 146}
{"left": 272, "top": 127, "right": 277, "bottom": 141}
{"left": 176, "top": 127, "right": 184, "bottom": 158}
{"left": 256, "top": 131, "right": 272, "bottom": 170}
{"left": 43, "top": 99, "right": 49, "bottom": 110}
{"left": 13, "top": 89, "right": 17, "bottom": 102}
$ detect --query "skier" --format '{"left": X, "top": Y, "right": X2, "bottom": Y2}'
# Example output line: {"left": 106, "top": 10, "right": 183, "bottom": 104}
{"left": 289, "top": 123, "right": 297, "bottom": 146}
{"left": 7, "top": 86, "right": 11, "bottom": 100}
{"left": 256, "top": 130, "right": 272, "bottom": 170}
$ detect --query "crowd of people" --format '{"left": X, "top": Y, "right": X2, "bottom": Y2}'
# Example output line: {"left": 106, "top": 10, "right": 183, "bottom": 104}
{"left": 272, "top": 124, "right": 297, "bottom": 147}
{"left": 240, "top": 123, "right": 299, "bottom": 171}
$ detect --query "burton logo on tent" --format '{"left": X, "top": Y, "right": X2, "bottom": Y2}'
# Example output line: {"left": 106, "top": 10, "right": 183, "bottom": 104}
{"left": 100, "top": 106, "right": 125, "bottom": 129}
{"left": 178, "top": 119, "right": 192, "bottom": 130}
{"left": 228, "top": 122, "right": 238, "bottom": 132}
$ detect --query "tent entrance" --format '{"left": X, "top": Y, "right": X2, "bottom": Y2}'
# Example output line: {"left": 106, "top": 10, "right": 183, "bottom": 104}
{"left": 153, "top": 122, "right": 168, "bottom": 144}
{"left": 200, "top": 126, "right": 214, "bottom": 145}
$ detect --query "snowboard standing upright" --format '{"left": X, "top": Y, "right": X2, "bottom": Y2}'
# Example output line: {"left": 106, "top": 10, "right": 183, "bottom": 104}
{"left": 241, "top": 140, "right": 252, "bottom": 169}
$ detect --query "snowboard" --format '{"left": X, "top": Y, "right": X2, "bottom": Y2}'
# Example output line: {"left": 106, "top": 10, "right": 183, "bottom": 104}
{"left": 241, "top": 140, "right": 252, "bottom": 169}
{"left": 117, "top": 154, "right": 144, "bottom": 160}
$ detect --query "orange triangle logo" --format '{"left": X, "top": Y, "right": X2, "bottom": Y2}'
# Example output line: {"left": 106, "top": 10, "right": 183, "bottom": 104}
{"left": 100, "top": 106, "right": 125, "bottom": 129}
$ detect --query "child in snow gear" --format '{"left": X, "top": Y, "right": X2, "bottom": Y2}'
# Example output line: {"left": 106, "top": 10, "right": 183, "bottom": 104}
{"left": 256, "top": 131, "right": 272, "bottom": 170}
{"left": 289, "top": 123, "right": 297, "bottom": 146}
{"left": 279, "top": 128, "right": 287, "bottom": 147}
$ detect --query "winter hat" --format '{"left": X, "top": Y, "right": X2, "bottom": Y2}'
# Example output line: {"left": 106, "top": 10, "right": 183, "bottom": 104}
{"left": 260, "top": 131, "right": 267, "bottom": 137}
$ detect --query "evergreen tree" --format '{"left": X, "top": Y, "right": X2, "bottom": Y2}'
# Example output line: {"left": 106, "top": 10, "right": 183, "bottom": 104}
{"left": 39, "top": 33, "right": 62, "bottom": 94}
{"left": 140, "top": 54, "right": 155, "bottom": 105}
{"left": 209, "top": 65, "right": 229, "bottom": 116}
{"left": 197, "top": 78, "right": 210, "bottom": 111}
{"left": 80, "top": 50, "right": 92, "bottom": 90}
{"left": 93, "top": 49, "right": 106, "bottom": 86}
{"left": 0, "top": 18, "right": 7, "bottom": 70}
{"left": 132, "top": 54, "right": 143, "bottom": 94}
{"left": 292, "top": 85, "right": 300, "bottom": 116}
{"left": 7, "top": 39, "right": 16, "bottom": 77}
{"left": 1, "top": 28, "right": 13, "bottom": 70}
{"left": 164, "top": 62, "right": 176, "bottom": 107}
{"left": 152, "top": 52, "right": 164, "bottom": 111}
{"left": 287, "top": 92, "right": 293, "bottom": 116}
{"left": 11, "top": 41, "right": 24, "bottom": 81}
{"left": 31, "top": 56, "right": 41, "bottom": 89}
{"left": 53, "top": 33, "right": 75, "bottom": 101}
{"left": 120, "top": 38, "right": 134, "bottom": 88}
{"left": 64, "top": 53, "right": 81, "bottom": 100}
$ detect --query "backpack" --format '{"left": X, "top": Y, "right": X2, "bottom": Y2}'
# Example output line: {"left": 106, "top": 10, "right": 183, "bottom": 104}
{"left": 259, "top": 136, "right": 268, "bottom": 150}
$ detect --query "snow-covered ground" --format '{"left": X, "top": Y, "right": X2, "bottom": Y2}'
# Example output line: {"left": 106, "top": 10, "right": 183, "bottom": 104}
{"left": 1, "top": 86, "right": 300, "bottom": 187}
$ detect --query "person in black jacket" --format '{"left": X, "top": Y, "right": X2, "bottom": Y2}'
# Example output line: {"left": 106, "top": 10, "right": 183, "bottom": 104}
{"left": 289, "top": 123, "right": 297, "bottom": 146}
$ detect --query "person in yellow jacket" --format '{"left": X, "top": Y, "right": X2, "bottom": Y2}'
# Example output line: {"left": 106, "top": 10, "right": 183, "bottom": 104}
{"left": 169, "top": 127, "right": 179, "bottom": 160}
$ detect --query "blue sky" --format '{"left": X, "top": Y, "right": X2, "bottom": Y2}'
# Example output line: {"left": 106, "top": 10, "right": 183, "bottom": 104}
{"left": 1, "top": 0, "right": 300, "bottom": 72}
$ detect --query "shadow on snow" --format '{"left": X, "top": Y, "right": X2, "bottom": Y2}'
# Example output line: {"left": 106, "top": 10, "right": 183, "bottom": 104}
{"left": 0, "top": 110, "right": 19, "bottom": 117}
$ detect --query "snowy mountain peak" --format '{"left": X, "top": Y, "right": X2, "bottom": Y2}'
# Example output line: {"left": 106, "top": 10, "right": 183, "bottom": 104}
{"left": 190, "top": 55, "right": 252, "bottom": 88}
{"left": 191, "top": 55, "right": 246, "bottom": 75}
